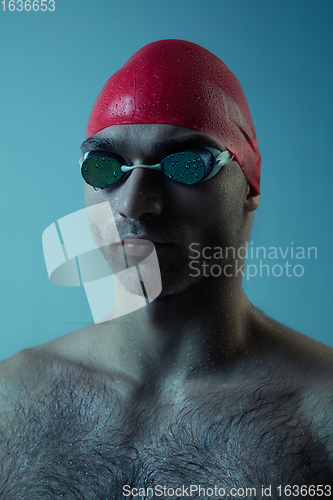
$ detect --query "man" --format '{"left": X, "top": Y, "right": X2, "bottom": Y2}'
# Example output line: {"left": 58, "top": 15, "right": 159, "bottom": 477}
{"left": 0, "top": 40, "right": 332, "bottom": 499}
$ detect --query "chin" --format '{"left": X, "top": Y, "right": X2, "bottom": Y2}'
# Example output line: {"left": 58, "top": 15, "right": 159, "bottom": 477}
{"left": 155, "top": 266, "right": 201, "bottom": 299}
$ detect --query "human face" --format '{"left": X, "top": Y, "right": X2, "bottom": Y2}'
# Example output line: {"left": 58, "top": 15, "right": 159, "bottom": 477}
{"left": 82, "top": 124, "right": 249, "bottom": 297}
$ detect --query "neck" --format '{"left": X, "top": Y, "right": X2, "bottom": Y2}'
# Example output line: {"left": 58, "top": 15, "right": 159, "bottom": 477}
{"left": 107, "top": 274, "right": 254, "bottom": 386}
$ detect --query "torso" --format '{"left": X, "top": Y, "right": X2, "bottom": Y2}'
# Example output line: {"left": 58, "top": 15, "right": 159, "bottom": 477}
{"left": 0, "top": 353, "right": 332, "bottom": 500}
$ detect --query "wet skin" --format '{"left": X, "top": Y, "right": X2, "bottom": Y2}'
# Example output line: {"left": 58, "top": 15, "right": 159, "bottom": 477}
{"left": 82, "top": 123, "right": 258, "bottom": 300}
{"left": 0, "top": 124, "right": 332, "bottom": 498}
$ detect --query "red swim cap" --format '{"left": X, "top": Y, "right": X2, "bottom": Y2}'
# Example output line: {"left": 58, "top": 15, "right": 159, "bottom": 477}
{"left": 86, "top": 40, "right": 261, "bottom": 194}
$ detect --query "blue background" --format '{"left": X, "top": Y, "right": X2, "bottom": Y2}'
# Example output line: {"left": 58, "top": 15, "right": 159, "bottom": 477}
{"left": 0, "top": 0, "right": 332, "bottom": 361}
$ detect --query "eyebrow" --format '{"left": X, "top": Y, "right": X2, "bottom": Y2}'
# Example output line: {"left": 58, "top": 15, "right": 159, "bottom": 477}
{"left": 80, "top": 134, "right": 225, "bottom": 156}
{"left": 81, "top": 136, "right": 117, "bottom": 153}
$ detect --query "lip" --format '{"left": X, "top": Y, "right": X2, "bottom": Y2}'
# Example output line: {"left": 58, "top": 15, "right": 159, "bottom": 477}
{"left": 121, "top": 234, "right": 171, "bottom": 245}
{"left": 122, "top": 236, "right": 171, "bottom": 257}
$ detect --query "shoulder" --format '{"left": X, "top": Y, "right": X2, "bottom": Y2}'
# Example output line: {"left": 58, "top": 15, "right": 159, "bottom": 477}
{"left": 247, "top": 303, "right": 333, "bottom": 378}
{"left": 0, "top": 325, "right": 139, "bottom": 412}
{"left": 247, "top": 306, "right": 333, "bottom": 460}
{"left": 0, "top": 348, "right": 55, "bottom": 409}
{"left": 0, "top": 323, "right": 100, "bottom": 400}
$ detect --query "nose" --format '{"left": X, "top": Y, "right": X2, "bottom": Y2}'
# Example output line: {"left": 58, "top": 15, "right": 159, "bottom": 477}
{"left": 116, "top": 167, "right": 164, "bottom": 221}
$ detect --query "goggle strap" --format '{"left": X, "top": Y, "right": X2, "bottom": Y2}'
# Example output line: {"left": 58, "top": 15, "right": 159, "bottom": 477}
{"left": 121, "top": 163, "right": 162, "bottom": 173}
{"left": 202, "top": 148, "right": 234, "bottom": 182}
{"left": 79, "top": 151, "right": 92, "bottom": 169}
{"left": 215, "top": 150, "right": 234, "bottom": 166}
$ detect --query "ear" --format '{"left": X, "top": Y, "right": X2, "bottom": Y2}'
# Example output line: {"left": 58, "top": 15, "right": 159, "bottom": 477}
{"left": 244, "top": 183, "right": 260, "bottom": 212}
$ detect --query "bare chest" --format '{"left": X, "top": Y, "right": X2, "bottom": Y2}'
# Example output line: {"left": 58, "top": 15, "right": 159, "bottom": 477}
{"left": 0, "top": 373, "right": 332, "bottom": 500}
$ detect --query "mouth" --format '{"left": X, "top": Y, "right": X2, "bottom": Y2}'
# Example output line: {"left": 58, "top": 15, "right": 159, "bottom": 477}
{"left": 123, "top": 238, "right": 154, "bottom": 257}
{"left": 122, "top": 236, "right": 172, "bottom": 257}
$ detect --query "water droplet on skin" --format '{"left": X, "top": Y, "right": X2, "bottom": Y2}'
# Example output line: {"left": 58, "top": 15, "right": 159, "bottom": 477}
{"left": 95, "top": 163, "right": 100, "bottom": 168}
{"left": 84, "top": 167, "right": 88, "bottom": 172}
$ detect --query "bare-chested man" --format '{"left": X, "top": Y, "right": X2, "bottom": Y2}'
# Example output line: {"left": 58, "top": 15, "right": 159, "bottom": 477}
{"left": 0, "top": 40, "right": 332, "bottom": 499}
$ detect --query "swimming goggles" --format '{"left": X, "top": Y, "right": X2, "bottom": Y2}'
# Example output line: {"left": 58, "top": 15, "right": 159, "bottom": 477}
{"left": 80, "top": 146, "right": 234, "bottom": 188}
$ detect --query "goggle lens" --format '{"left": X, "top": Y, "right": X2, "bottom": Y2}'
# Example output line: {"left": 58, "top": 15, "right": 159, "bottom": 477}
{"left": 82, "top": 155, "right": 124, "bottom": 188}
{"left": 161, "top": 151, "right": 205, "bottom": 184}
